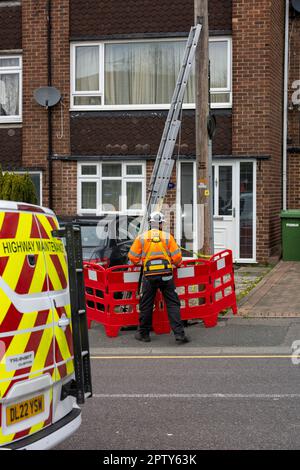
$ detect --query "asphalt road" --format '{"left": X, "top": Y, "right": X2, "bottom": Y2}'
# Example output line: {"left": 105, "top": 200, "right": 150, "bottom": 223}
{"left": 55, "top": 354, "right": 300, "bottom": 450}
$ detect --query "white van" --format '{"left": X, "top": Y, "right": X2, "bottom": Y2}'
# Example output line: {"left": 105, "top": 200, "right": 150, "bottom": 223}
{"left": 0, "top": 201, "right": 91, "bottom": 449}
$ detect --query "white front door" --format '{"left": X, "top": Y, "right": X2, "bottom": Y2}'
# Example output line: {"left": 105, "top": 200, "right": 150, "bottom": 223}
{"left": 213, "top": 162, "right": 237, "bottom": 258}
{"left": 177, "top": 160, "right": 256, "bottom": 263}
{"left": 213, "top": 160, "right": 256, "bottom": 262}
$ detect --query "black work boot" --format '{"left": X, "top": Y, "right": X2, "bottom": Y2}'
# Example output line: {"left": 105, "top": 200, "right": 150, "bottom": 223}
{"left": 175, "top": 334, "right": 190, "bottom": 345}
{"left": 135, "top": 331, "right": 151, "bottom": 343}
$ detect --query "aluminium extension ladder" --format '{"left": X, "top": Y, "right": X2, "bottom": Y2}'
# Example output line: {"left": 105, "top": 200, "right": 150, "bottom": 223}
{"left": 140, "top": 23, "right": 202, "bottom": 233}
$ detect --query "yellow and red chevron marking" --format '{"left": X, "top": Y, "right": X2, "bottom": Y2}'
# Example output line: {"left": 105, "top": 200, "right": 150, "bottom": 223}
{"left": 0, "top": 308, "right": 56, "bottom": 446}
{"left": 36, "top": 214, "right": 68, "bottom": 292}
{"left": 35, "top": 214, "right": 74, "bottom": 382}
{"left": 53, "top": 304, "right": 74, "bottom": 382}
{"left": 0, "top": 212, "right": 65, "bottom": 296}
{"left": 0, "top": 211, "right": 74, "bottom": 447}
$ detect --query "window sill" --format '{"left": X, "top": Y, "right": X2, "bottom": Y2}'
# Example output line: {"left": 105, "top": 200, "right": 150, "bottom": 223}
{"left": 70, "top": 104, "right": 232, "bottom": 112}
{"left": 0, "top": 119, "right": 22, "bottom": 126}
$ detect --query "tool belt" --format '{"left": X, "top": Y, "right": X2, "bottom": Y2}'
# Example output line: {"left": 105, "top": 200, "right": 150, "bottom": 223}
{"left": 143, "top": 231, "right": 173, "bottom": 278}
{"left": 143, "top": 258, "right": 173, "bottom": 277}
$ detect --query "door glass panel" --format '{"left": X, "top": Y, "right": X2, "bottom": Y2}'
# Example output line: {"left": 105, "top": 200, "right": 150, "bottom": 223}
{"left": 180, "top": 162, "right": 194, "bottom": 256}
{"left": 219, "top": 166, "right": 232, "bottom": 216}
{"left": 240, "top": 162, "right": 253, "bottom": 259}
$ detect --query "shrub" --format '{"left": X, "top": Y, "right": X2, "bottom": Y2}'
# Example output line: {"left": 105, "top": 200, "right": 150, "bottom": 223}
{"left": 0, "top": 166, "right": 38, "bottom": 204}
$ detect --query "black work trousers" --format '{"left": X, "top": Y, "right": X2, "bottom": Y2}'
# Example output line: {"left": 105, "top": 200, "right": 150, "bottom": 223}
{"left": 139, "top": 275, "right": 184, "bottom": 337}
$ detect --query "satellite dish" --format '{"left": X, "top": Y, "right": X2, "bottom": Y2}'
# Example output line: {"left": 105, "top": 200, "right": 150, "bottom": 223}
{"left": 34, "top": 86, "right": 61, "bottom": 108}
{"left": 292, "top": 0, "right": 300, "bottom": 13}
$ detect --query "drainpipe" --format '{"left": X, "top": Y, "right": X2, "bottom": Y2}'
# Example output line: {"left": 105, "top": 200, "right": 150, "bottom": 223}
{"left": 47, "top": 0, "right": 53, "bottom": 209}
{"left": 283, "top": 0, "right": 289, "bottom": 211}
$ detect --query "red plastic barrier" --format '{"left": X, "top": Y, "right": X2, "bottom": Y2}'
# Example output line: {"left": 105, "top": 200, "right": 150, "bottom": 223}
{"left": 84, "top": 262, "right": 107, "bottom": 329}
{"left": 84, "top": 250, "right": 237, "bottom": 337}
{"left": 209, "top": 250, "right": 237, "bottom": 326}
{"left": 167, "top": 259, "right": 214, "bottom": 327}
{"left": 105, "top": 265, "right": 140, "bottom": 337}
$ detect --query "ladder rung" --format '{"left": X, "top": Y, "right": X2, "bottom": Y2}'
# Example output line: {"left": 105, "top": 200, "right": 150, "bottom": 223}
{"left": 82, "top": 350, "right": 89, "bottom": 357}
{"left": 76, "top": 268, "right": 83, "bottom": 273}
{"left": 78, "top": 309, "right": 86, "bottom": 315}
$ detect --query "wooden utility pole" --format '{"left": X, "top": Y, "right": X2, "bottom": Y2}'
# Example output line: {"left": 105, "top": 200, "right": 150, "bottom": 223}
{"left": 194, "top": 0, "right": 212, "bottom": 255}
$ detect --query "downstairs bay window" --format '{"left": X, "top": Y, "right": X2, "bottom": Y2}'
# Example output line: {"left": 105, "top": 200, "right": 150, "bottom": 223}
{"left": 78, "top": 162, "right": 146, "bottom": 214}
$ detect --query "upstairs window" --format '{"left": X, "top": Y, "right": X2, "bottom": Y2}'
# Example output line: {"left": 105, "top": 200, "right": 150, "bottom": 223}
{"left": 209, "top": 39, "right": 231, "bottom": 106}
{"left": 71, "top": 38, "right": 231, "bottom": 110}
{"left": 0, "top": 56, "right": 22, "bottom": 122}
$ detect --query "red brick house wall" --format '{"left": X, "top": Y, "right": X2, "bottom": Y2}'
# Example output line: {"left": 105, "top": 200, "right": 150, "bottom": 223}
{"left": 22, "top": 0, "right": 73, "bottom": 212}
{"left": 288, "top": 13, "right": 300, "bottom": 209}
{"left": 22, "top": 0, "right": 49, "bottom": 171}
{"left": 269, "top": 0, "right": 285, "bottom": 255}
{"left": 232, "top": 0, "right": 284, "bottom": 262}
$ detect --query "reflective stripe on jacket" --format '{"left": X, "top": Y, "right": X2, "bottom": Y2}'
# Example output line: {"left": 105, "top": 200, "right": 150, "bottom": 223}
{"left": 128, "top": 229, "right": 182, "bottom": 267}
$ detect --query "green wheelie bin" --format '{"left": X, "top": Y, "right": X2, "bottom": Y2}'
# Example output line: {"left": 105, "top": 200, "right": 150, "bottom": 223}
{"left": 281, "top": 210, "right": 300, "bottom": 261}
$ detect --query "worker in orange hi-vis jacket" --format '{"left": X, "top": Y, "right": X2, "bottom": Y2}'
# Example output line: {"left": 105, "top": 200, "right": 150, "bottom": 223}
{"left": 128, "top": 211, "right": 190, "bottom": 344}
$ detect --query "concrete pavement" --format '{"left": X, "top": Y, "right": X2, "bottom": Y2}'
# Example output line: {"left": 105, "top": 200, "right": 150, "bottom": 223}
{"left": 237, "top": 261, "right": 300, "bottom": 317}
{"left": 88, "top": 317, "right": 300, "bottom": 356}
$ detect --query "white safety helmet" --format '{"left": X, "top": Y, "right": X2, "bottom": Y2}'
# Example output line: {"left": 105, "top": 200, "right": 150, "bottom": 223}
{"left": 149, "top": 211, "right": 165, "bottom": 224}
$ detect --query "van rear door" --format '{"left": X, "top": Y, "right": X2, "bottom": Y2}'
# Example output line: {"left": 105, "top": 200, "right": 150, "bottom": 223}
{"left": 33, "top": 213, "right": 75, "bottom": 422}
{"left": 0, "top": 209, "right": 56, "bottom": 447}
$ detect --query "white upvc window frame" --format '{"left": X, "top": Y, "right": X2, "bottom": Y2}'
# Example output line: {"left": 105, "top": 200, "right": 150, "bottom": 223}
{"left": 70, "top": 37, "right": 232, "bottom": 111}
{"left": 77, "top": 161, "right": 146, "bottom": 215}
{"left": 71, "top": 43, "right": 104, "bottom": 110}
{"left": 0, "top": 55, "right": 22, "bottom": 123}
{"left": 209, "top": 36, "right": 232, "bottom": 109}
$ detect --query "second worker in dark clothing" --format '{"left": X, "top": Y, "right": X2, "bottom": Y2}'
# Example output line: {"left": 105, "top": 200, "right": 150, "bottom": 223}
{"left": 128, "top": 211, "right": 190, "bottom": 344}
